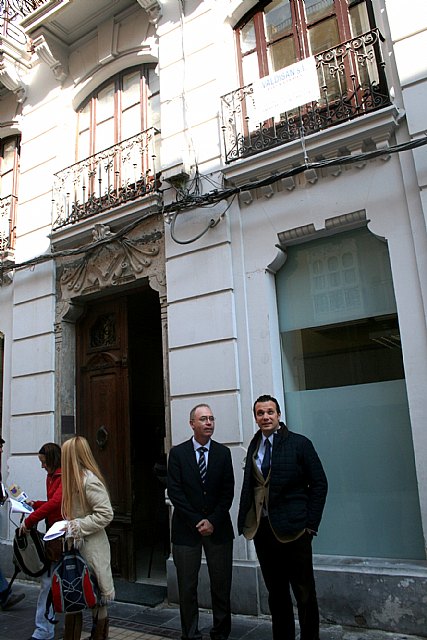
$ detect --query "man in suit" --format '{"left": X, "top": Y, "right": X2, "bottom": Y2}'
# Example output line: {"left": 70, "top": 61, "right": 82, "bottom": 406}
{"left": 167, "top": 404, "right": 234, "bottom": 640}
{"left": 238, "top": 395, "right": 327, "bottom": 640}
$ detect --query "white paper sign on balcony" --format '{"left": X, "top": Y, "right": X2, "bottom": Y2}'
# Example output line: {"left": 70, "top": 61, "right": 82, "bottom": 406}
{"left": 248, "top": 56, "right": 320, "bottom": 123}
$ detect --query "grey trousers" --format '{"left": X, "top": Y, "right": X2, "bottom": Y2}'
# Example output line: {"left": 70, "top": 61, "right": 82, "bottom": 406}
{"left": 172, "top": 537, "right": 233, "bottom": 640}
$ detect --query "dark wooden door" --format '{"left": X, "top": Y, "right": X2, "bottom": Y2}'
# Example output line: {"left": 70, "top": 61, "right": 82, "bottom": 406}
{"left": 76, "top": 296, "right": 134, "bottom": 579}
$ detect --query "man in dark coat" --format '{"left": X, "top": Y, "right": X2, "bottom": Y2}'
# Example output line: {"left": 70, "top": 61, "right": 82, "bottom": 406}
{"left": 167, "top": 404, "right": 234, "bottom": 640}
{"left": 238, "top": 395, "right": 327, "bottom": 640}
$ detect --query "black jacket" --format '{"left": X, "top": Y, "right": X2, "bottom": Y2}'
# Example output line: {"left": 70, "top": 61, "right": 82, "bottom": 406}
{"left": 167, "top": 438, "right": 235, "bottom": 545}
{"left": 238, "top": 423, "right": 327, "bottom": 538}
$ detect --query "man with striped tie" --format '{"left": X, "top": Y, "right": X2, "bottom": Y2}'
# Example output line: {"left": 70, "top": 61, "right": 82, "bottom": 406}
{"left": 167, "top": 404, "right": 235, "bottom": 640}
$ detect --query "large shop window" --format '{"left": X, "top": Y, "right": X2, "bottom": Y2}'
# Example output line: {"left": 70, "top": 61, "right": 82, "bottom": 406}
{"left": 276, "top": 228, "right": 424, "bottom": 559}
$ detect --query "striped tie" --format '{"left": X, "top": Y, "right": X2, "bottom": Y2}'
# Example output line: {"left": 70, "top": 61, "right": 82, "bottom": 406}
{"left": 198, "top": 447, "right": 207, "bottom": 483}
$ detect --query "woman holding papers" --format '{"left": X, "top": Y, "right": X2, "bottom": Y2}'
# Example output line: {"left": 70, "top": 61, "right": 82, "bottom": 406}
{"left": 21, "top": 442, "right": 62, "bottom": 640}
{"left": 61, "top": 436, "right": 114, "bottom": 640}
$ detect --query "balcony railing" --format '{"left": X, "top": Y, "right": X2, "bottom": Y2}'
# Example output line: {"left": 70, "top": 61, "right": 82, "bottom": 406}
{"left": 221, "top": 29, "right": 391, "bottom": 163}
{"left": 0, "top": 194, "right": 16, "bottom": 252}
{"left": 1, "top": 0, "right": 48, "bottom": 18}
{"left": 52, "top": 128, "right": 160, "bottom": 230}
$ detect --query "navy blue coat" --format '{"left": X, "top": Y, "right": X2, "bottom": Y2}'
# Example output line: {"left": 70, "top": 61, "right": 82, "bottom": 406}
{"left": 167, "top": 438, "right": 235, "bottom": 545}
{"left": 238, "top": 423, "right": 327, "bottom": 538}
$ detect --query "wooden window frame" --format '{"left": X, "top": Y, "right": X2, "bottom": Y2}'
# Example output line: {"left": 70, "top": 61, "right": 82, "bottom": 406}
{"left": 0, "top": 135, "right": 20, "bottom": 251}
{"left": 235, "top": 0, "right": 374, "bottom": 86}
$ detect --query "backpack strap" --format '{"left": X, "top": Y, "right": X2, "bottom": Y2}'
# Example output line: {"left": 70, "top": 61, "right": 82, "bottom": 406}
{"left": 44, "top": 588, "right": 58, "bottom": 624}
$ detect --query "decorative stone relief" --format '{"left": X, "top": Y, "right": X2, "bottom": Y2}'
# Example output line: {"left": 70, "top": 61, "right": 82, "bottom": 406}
{"left": 59, "top": 225, "right": 164, "bottom": 300}
{"left": 56, "top": 220, "right": 165, "bottom": 315}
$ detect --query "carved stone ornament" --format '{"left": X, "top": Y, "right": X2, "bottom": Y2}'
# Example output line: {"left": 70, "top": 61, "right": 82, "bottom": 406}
{"left": 32, "top": 33, "right": 68, "bottom": 84}
{"left": 59, "top": 224, "right": 163, "bottom": 301}
{"left": 136, "top": 0, "right": 163, "bottom": 24}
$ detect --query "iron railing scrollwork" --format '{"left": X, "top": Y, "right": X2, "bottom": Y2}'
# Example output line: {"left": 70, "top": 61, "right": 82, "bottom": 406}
{"left": 0, "top": 194, "right": 16, "bottom": 252}
{"left": 221, "top": 29, "right": 391, "bottom": 163}
{"left": 0, "top": 0, "right": 48, "bottom": 45}
{"left": 52, "top": 128, "right": 161, "bottom": 230}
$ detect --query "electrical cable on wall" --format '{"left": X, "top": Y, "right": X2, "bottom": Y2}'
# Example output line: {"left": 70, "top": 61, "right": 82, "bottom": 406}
{"left": 0, "top": 133, "right": 426, "bottom": 275}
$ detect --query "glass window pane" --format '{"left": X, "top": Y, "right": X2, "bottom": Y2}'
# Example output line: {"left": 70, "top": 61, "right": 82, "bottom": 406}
{"left": 2, "top": 140, "right": 16, "bottom": 172}
{"left": 148, "top": 67, "right": 160, "bottom": 94}
{"left": 265, "top": 0, "right": 293, "bottom": 41}
{"left": 96, "top": 83, "right": 115, "bottom": 124}
{"left": 282, "top": 315, "right": 404, "bottom": 391}
{"left": 242, "top": 51, "right": 260, "bottom": 84}
{"left": 122, "top": 71, "right": 141, "bottom": 110}
{"left": 122, "top": 105, "right": 141, "bottom": 140}
{"left": 148, "top": 93, "right": 160, "bottom": 129}
{"left": 78, "top": 130, "right": 90, "bottom": 161}
{"left": 79, "top": 102, "right": 91, "bottom": 132}
{"left": 350, "top": 3, "right": 370, "bottom": 36}
{"left": 240, "top": 18, "right": 256, "bottom": 53}
{"left": 304, "top": 0, "right": 334, "bottom": 23}
{"left": 268, "top": 36, "right": 296, "bottom": 71}
{"left": 309, "top": 16, "right": 340, "bottom": 54}
{"left": 95, "top": 119, "right": 114, "bottom": 152}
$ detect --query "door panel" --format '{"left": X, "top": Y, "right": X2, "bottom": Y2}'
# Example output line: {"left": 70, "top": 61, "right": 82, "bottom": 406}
{"left": 76, "top": 296, "right": 133, "bottom": 579}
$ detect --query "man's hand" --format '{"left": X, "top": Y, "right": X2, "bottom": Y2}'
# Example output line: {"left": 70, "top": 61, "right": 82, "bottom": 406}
{"left": 19, "top": 523, "right": 29, "bottom": 535}
{"left": 196, "top": 519, "right": 214, "bottom": 536}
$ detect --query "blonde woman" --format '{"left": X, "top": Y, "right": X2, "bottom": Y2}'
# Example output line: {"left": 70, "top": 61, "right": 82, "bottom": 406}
{"left": 61, "top": 436, "right": 114, "bottom": 640}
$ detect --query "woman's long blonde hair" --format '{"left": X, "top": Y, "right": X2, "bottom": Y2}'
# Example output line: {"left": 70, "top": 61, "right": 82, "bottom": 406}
{"left": 61, "top": 436, "right": 108, "bottom": 519}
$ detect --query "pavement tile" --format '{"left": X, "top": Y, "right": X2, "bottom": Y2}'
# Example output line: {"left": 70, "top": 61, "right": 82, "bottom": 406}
{"left": 1, "top": 580, "right": 426, "bottom": 640}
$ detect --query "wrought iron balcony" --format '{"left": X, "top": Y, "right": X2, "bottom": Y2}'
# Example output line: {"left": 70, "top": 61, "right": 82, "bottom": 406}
{"left": 1, "top": 0, "right": 49, "bottom": 18}
{"left": 52, "top": 128, "right": 160, "bottom": 230}
{"left": 221, "top": 29, "right": 391, "bottom": 164}
{"left": 0, "top": 194, "right": 16, "bottom": 252}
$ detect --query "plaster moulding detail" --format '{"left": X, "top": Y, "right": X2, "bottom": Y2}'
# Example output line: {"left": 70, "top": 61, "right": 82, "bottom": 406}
{"left": 136, "top": 0, "right": 163, "bottom": 24}
{"left": 58, "top": 223, "right": 164, "bottom": 302}
{"left": 32, "top": 33, "right": 68, "bottom": 83}
{"left": 0, "top": 54, "right": 26, "bottom": 102}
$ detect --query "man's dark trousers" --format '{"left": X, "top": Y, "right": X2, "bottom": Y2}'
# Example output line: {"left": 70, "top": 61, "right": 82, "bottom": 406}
{"left": 254, "top": 518, "right": 319, "bottom": 640}
{"left": 173, "top": 536, "right": 233, "bottom": 640}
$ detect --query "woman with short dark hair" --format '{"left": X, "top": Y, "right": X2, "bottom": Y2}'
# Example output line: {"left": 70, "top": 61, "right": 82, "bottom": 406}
{"left": 22, "top": 442, "right": 62, "bottom": 640}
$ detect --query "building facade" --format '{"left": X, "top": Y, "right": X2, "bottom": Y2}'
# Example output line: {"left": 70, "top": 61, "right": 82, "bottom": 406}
{"left": 0, "top": 0, "right": 426, "bottom": 633}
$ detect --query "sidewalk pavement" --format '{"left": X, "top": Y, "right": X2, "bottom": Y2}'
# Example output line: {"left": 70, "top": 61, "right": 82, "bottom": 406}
{"left": 0, "top": 580, "right": 425, "bottom": 640}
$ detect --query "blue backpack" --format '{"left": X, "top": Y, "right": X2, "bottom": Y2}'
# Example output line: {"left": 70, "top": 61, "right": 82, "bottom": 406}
{"left": 45, "top": 546, "right": 98, "bottom": 622}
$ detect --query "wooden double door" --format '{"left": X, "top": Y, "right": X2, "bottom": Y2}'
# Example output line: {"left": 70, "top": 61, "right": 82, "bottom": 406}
{"left": 76, "top": 286, "right": 168, "bottom": 581}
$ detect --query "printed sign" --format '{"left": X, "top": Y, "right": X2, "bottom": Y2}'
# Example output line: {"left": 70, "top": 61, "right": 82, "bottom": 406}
{"left": 248, "top": 56, "right": 320, "bottom": 122}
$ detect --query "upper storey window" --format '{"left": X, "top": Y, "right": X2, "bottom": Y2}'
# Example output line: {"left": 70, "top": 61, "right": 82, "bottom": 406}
{"left": 77, "top": 65, "right": 159, "bottom": 160}
{"left": 52, "top": 66, "right": 160, "bottom": 230}
{"left": 221, "top": 0, "right": 388, "bottom": 162}
{"left": 236, "top": 0, "right": 372, "bottom": 85}
{"left": 0, "top": 135, "right": 20, "bottom": 251}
